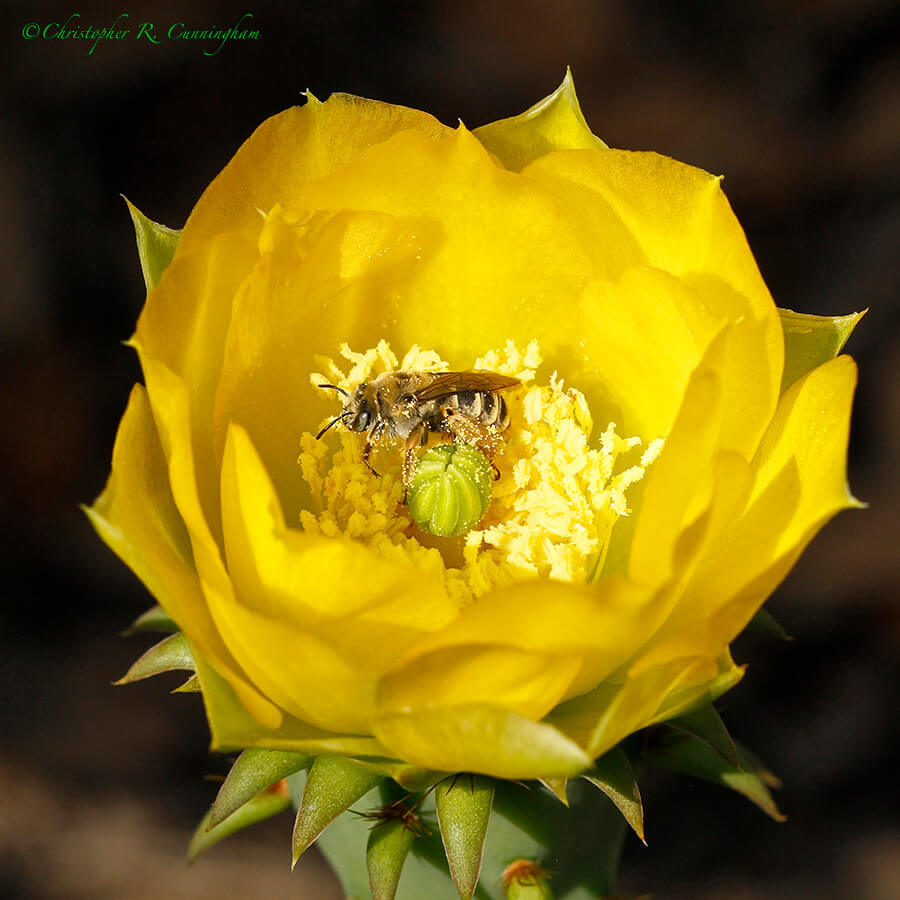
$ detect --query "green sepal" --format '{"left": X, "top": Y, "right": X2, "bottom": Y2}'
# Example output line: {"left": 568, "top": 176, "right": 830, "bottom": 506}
{"left": 736, "top": 742, "right": 783, "bottom": 790}
{"left": 120, "top": 604, "right": 178, "bottom": 636}
{"left": 210, "top": 748, "right": 312, "bottom": 829}
{"left": 292, "top": 756, "right": 384, "bottom": 866}
{"left": 581, "top": 746, "right": 645, "bottom": 843}
{"left": 115, "top": 632, "right": 193, "bottom": 684}
{"left": 778, "top": 307, "right": 864, "bottom": 394}
{"left": 644, "top": 729, "right": 785, "bottom": 821}
{"left": 367, "top": 816, "right": 417, "bottom": 900}
{"left": 187, "top": 781, "right": 291, "bottom": 863}
{"left": 747, "top": 607, "right": 793, "bottom": 641}
{"left": 474, "top": 67, "right": 608, "bottom": 172}
{"left": 539, "top": 777, "right": 569, "bottom": 806}
{"left": 191, "top": 649, "right": 389, "bottom": 757}
{"left": 172, "top": 673, "right": 201, "bottom": 693}
{"left": 435, "top": 774, "right": 495, "bottom": 900}
{"left": 295, "top": 773, "right": 627, "bottom": 900}
{"left": 667, "top": 704, "right": 740, "bottom": 768}
{"left": 123, "top": 197, "right": 181, "bottom": 291}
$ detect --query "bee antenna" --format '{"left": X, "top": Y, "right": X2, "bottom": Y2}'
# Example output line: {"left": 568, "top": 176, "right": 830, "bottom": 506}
{"left": 318, "top": 383, "right": 350, "bottom": 398}
{"left": 316, "top": 413, "right": 349, "bottom": 440}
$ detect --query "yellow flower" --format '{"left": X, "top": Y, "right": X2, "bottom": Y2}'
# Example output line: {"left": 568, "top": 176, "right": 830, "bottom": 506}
{"left": 89, "top": 74, "right": 861, "bottom": 780}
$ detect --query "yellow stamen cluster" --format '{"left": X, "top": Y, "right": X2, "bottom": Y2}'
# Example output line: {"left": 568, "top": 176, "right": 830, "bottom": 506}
{"left": 298, "top": 341, "right": 662, "bottom": 608}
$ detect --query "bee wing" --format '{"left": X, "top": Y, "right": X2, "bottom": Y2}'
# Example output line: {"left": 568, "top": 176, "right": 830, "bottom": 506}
{"left": 413, "top": 371, "right": 521, "bottom": 401}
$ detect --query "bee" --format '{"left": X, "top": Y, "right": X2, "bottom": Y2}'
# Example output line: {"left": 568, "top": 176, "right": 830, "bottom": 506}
{"left": 316, "top": 370, "right": 520, "bottom": 484}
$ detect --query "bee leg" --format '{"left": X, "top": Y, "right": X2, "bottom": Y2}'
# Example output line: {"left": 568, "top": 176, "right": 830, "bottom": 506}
{"left": 402, "top": 421, "right": 428, "bottom": 494}
{"left": 362, "top": 430, "right": 380, "bottom": 477}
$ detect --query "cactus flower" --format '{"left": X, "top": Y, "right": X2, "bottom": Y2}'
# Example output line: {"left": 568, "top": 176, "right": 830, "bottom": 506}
{"left": 90, "top": 73, "right": 861, "bottom": 899}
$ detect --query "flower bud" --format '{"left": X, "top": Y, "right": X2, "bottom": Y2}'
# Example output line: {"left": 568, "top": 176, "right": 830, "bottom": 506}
{"left": 503, "top": 860, "right": 555, "bottom": 899}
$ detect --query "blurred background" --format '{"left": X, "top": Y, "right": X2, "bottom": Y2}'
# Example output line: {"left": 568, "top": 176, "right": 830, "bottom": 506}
{"left": 1, "top": 0, "right": 898, "bottom": 897}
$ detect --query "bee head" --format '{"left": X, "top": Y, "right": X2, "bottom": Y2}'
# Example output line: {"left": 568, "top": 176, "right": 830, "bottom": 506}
{"left": 346, "top": 384, "right": 374, "bottom": 432}
{"left": 316, "top": 382, "right": 375, "bottom": 438}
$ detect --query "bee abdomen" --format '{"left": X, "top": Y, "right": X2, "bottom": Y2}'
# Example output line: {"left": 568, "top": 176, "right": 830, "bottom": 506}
{"left": 452, "top": 390, "right": 509, "bottom": 430}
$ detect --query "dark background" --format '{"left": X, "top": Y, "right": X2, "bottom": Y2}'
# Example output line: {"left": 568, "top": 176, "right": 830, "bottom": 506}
{"left": 2, "top": 1, "right": 898, "bottom": 898}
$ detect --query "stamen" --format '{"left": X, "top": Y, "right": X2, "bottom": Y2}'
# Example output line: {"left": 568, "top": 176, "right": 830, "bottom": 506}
{"left": 298, "top": 341, "right": 662, "bottom": 608}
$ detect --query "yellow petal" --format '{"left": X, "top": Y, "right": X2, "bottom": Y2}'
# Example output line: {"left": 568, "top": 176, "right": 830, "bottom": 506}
{"left": 674, "top": 354, "right": 861, "bottom": 652}
{"left": 87, "top": 385, "right": 198, "bottom": 627}
{"left": 212, "top": 205, "right": 437, "bottom": 514}
{"left": 386, "top": 578, "right": 661, "bottom": 700}
{"left": 270, "top": 125, "right": 595, "bottom": 373}
{"left": 135, "top": 352, "right": 226, "bottom": 580}
{"left": 523, "top": 149, "right": 783, "bottom": 445}
{"left": 177, "top": 93, "right": 452, "bottom": 258}
{"left": 523, "top": 148, "right": 780, "bottom": 328}
{"left": 85, "top": 384, "right": 280, "bottom": 728}
{"left": 131, "top": 351, "right": 283, "bottom": 728}
{"left": 685, "top": 273, "right": 784, "bottom": 459}
{"left": 574, "top": 267, "right": 720, "bottom": 441}
{"left": 221, "top": 422, "right": 456, "bottom": 630}
{"left": 191, "top": 643, "right": 389, "bottom": 757}
{"left": 547, "top": 654, "right": 723, "bottom": 759}
{"left": 524, "top": 156, "right": 781, "bottom": 454}
{"left": 377, "top": 646, "right": 582, "bottom": 722}
{"left": 621, "top": 328, "right": 730, "bottom": 585}
{"left": 601, "top": 450, "right": 753, "bottom": 682}
{"left": 609, "top": 338, "right": 851, "bottom": 675}
{"left": 197, "top": 111, "right": 785, "bottom": 467}
{"left": 133, "top": 232, "right": 259, "bottom": 546}
{"left": 373, "top": 705, "right": 591, "bottom": 779}
{"left": 216, "top": 422, "right": 459, "bottom": 733}
{"left": 473, "top": 68, "right": 607, "bottom": 171}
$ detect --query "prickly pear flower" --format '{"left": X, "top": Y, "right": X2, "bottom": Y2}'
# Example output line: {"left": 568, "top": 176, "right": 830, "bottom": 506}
{"left": 90, "top": 73, "right": 862, "bottom": 898}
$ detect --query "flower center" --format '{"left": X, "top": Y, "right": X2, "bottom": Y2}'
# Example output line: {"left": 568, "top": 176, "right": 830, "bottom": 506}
{"left": 297, "top": 340, "right": 662, "bottom": 608}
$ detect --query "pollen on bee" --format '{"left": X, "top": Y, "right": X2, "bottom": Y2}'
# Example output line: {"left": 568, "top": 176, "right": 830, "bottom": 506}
{"left": 297, "top": 340, "right": 662, "bottom": 607}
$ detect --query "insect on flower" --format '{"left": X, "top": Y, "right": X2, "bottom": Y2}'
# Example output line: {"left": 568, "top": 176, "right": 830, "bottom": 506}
{"left": 316, "top": 370, "right": 520, "bottom": 484}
